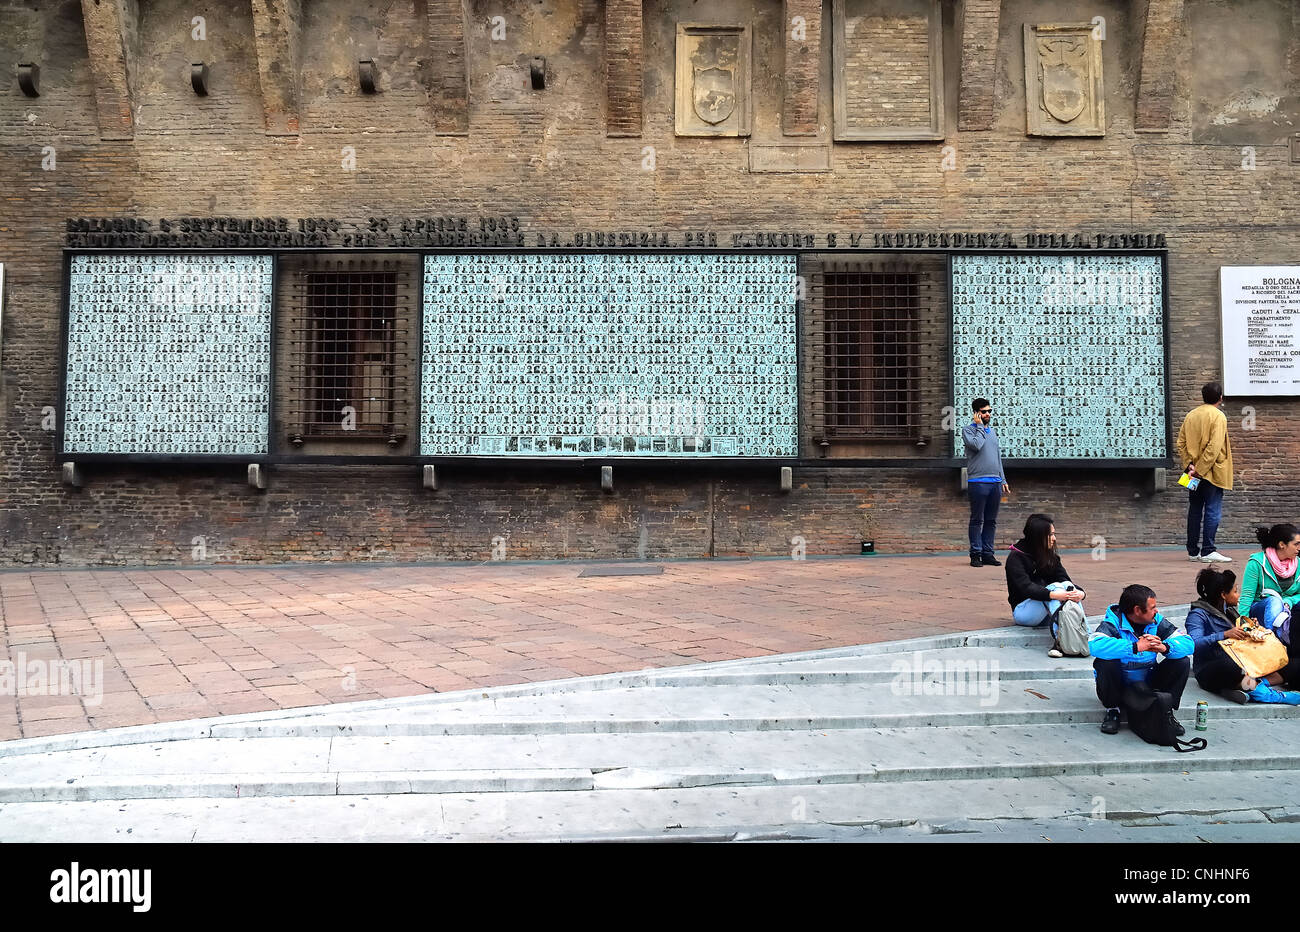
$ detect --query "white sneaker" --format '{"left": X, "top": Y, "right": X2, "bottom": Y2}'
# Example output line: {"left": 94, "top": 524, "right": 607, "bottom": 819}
{"left": 1187, "top": 554, "right": 1204, "bottom": 562}
{"left": 1201, "top": 552, "right": 1232, "bottom": 563}
{"left": 1047, "top": 648, "right": 1064, "bottom": 659}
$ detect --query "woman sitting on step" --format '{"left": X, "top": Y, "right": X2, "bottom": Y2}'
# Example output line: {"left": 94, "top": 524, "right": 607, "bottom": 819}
{"left": 1186, "top": 566, "right": 1300, "bottom": 705}
{"left": 1238, "top": 524, "right": 1300, "bottom": 650}
{"left": 1005, "top": 514, "right": 1085, "bottom": 655}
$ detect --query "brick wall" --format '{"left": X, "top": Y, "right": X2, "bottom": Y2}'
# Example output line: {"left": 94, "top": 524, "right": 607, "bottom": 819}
{"left": 0, "top": 0, "right": 1298, "bottom": 566}
{"left": 842, "top": 7, "right": 932, "bottom": 129}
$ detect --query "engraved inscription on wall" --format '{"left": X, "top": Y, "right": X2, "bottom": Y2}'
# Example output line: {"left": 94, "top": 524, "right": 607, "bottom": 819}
{"left": 420, "top": 254, "right": 798, "bottom": 457}
{"left": 1025, "top": 23, "right": 1105, "bottom": 137}
{"left": 951, "top": 255, "right": 1166, "bottom": 459}
{"left": 63, "top": 255, "right": 273, "bottom": 455}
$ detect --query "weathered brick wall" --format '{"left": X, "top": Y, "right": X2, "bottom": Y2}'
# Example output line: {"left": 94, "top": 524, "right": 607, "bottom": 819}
{"left": 1, "top": 0, "right": 1298, "bottom": 566}
{"left": 842, "top": 5, "right": 932, "bottom": 129}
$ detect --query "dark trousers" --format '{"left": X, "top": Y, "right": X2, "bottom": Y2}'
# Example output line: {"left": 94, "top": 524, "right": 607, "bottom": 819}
{"left": 1194, "top": 646, "right": 1300, "bottom": 693}
{"left": 1186, "top": 480, "right": 1225, "bottom": 557}
{"left": 967, "top": 482, "right": 1001, "bottom": 556}
{"left": 1095, "top": 656, "right": 1191, "bottom": 711}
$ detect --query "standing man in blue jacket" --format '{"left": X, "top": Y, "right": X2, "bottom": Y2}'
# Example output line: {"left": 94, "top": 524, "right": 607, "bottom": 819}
{"left": 1088, "top": 584, "right": 1194, "bottom": 736}
{"left": 962, "top": 398, "right": 1010, "bottom": 568}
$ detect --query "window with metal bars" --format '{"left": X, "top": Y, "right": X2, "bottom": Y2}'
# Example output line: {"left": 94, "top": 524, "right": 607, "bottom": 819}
{"left": 281, "top": 257, "right": 413, "bottom": 447}
{"left": 822, "top": 268, "right": 922, "bottom": 439}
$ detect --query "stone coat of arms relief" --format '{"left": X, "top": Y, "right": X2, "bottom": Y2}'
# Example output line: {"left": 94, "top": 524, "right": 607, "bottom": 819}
{"left": 676, "top": 24, "right": 751, "bottom": 137}
{"left": 1024, "top": 23, "right": 1105, "bottom": 137}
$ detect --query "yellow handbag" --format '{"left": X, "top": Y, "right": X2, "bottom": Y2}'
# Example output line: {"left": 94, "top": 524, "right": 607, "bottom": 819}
{"left": 1219, "top": 620, "right": 1290, "bottom": 679}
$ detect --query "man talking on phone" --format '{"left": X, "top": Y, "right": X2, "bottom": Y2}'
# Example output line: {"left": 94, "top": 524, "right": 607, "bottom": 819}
{"left": 962, "top": 397, "right": 1010, "bottom": 568}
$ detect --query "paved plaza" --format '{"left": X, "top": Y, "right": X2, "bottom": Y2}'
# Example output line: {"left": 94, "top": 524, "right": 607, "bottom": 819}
{"left": 0, "top": 546, "right": 1244, "bottom": 741}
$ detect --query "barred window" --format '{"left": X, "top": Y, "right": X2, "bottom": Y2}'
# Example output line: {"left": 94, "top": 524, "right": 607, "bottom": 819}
{"left": 279, "top": 257, "right": 414, "bottom": 447}
{"left": 821, "top": 266, "right": 922, "bottom": 439}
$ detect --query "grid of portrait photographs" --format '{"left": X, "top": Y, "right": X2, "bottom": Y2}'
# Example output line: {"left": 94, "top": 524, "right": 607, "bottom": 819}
{"left": 951, "top": 254, "right": 1166, "bottom": 459}
{"left": 63, "top": 254, "right": 273, "bottom": 454}
{"left": 420, "top": 253, "right": 799, "bottom": 456}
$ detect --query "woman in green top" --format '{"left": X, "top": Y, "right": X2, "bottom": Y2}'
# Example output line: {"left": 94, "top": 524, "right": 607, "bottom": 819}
{"left": 1239, "top": 523, "right": 1300, "bottom": 648}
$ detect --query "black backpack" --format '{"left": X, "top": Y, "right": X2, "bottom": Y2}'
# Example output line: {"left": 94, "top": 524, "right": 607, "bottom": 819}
{"left": 1125, "top": 687, "right": 1207, "bottom": 752}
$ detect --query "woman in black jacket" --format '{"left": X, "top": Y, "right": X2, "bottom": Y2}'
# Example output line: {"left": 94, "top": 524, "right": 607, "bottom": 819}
{"left": 1006, "top": 514, "right": 1086, "bottom": 649}
{"left": 1186, "top": 566, "right": 1300, "bottom": 704}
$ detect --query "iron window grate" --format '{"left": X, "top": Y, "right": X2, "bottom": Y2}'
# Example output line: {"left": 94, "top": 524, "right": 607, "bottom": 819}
{"left": 284, "top": 261, "right": 412, "bottom": 443}
{"left": 820, "top": 268, "right": 923, "bottom": 439}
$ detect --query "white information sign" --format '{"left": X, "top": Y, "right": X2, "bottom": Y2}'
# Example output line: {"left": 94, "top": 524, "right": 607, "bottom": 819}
{"left": 1221, "top": 266, "right": 1300, "bottom": 396}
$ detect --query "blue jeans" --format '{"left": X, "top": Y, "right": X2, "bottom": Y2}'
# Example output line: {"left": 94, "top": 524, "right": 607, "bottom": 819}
{"left": 1013, "top": 597, "right": 1061, "bottom": 629}
{"left": 1186, "top": 480, "right": 1225, "bottom": 557}
{"left": 1249, "top": 596, "right": 1291, "bottom": 634}
{"left": 968, "top": 482, "right": 1001, "bottom": 555}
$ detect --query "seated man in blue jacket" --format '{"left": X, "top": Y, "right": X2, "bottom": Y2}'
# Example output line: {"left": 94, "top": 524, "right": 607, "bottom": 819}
{"left": 1088, "top": 584, "right": 1195, "bottom": 736}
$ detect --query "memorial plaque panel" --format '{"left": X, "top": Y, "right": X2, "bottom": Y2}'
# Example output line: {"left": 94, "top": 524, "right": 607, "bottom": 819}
{"left": 420, "top": 254, "right": 798, "bottom": 456}
{"left": 951, "top": 254, "right": 1166, "bottom": 459}
{"left": 1221, "top": 266, "right": 1300, "bottom": 396}
{"left": 63, "top": 254, "right": 273, "bottom": 454}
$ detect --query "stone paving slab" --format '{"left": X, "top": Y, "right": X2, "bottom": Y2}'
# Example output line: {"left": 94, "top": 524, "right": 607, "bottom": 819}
{"left": 0, "top": 547, "right": 1226, "bottom": 740}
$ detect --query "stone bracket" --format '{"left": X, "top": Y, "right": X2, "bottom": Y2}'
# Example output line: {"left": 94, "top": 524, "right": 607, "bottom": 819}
{"left": 1146, "top": 467, "right": 1168, "bottom": 495}
{"left": 248, "top": 463, "right": 267, "bottom": 490}
{"left": 62, "top": 462, "right": 84, "bottom": 488}
{"left": 780, "top": 466, "right": 793, "bottom": 492}
{"left": 423, "top": 464, "right": 438, "bottom": 490}
{"left": 601, "top": 465, "right": 614, "bottom": 492}
{"left": 958, "top": 466, "right": 968, "bottom": 492}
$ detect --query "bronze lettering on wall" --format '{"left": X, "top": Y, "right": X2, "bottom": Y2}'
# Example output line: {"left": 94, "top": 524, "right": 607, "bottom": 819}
{"left": 62, "top": 218, "right": 1167, "bottom": 251}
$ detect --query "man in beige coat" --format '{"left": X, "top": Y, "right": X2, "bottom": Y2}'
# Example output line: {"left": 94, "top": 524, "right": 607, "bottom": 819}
{"left": 1175, "top": 381, "right": 1234, "bottom": 563}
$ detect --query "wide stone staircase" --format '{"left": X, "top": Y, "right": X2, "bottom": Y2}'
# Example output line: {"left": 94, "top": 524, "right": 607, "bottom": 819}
{"left": 2, "top": 606, "right": 1299, "bottom": 841}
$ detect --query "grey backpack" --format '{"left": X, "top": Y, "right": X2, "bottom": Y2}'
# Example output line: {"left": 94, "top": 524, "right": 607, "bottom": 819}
{"left": 1053, "top": 599, "right": 1091, "bottom": 657}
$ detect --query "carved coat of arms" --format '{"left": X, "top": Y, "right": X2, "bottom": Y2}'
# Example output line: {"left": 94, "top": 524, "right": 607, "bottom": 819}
{"left": 693, "top": 65, "right": 736, "bottom": 124}
{"left": 1024, "top": 24, "right": 1104, "bottom": 137}
{"left": 676, "top": 24, "right": 750, "bottom": 137}
{"left": 1038, "top": 38, "right": 1089, "bottom": 123}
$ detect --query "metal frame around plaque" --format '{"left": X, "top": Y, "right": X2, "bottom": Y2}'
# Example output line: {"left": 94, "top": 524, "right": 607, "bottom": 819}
{"left": 949, "top": 253, "right": 1167, "bottom": 461}
{"left": 419, "top": 253, "right": 798, "bottom": 458}
{"left": 60, "top": 253, "right": 273, "bottom": 456}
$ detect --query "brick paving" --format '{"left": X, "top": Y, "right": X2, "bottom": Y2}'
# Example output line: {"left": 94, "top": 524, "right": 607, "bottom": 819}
{"left": 0, "top": 547, "right": 1242, "bottom": 741}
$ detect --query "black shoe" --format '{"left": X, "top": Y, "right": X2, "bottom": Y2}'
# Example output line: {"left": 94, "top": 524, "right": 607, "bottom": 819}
{"left": 981, "top": 553, "right": 1001, "bottom": 566}
{"left": 1100, "top": 708, "right": 1122, "bottom": 735}
{"left": 970, "top": 554, "right": 983, "bottom": 567}
{"left": 1218, "top": 688, "right": 1249, "bottom": 705}
{"left": 1167, "top": 711, "right": 1185, "bottom": 737}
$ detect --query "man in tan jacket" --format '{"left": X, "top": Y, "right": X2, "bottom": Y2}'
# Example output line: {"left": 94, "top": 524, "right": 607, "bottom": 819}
{"left": 1175, "top": 381, "right": 1233, "bottom": 563}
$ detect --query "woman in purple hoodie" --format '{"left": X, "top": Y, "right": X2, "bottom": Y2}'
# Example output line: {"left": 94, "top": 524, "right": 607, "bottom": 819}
{"left": 1005, "top": 514, "right": 1086, "bottom": 655}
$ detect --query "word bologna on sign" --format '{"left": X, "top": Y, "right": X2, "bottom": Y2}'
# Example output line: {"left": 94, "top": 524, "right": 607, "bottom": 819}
{"left": 49, "top": 863, "right": 151, "bottom": 913}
